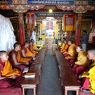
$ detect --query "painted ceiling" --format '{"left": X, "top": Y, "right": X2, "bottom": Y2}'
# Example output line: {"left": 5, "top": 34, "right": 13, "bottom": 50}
{"left": 6, "top": 0, "right": 95, "bottom": 5}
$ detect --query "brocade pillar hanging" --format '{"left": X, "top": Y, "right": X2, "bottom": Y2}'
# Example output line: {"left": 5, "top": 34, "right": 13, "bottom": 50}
{"left": 75, "top": 13, "right": 82, "bottom": 45}
{"left": 30, "top": 13, "right": 36, "bottom": 29}
{"left": 26, "top": 13, "right": 36, "bottom": 37}
{"left": 26, "top": 13, "right": 31, "bottom": 37}
{"left": 18, "top": 13, "right": 25, "bottom": 46}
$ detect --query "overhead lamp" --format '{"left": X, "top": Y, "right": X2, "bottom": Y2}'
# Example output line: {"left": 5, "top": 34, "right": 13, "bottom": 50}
{"left": 49, "top": 9, "right": 53, "bottom": 13}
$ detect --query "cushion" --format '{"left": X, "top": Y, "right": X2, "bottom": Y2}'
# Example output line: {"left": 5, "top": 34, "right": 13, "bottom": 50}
{"left": 0, "top": 79, "right": 11, "bottom": 88}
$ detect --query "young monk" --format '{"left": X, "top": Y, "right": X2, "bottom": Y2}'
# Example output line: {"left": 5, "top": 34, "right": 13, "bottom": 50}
{"left": 80, "top": 50, "right": 95, "bottom": 93}
{"left": 72, "top": 46, "right": 90, "bottom": 76}
{"left": 0, "top": 51, "right": 21, "bottom": 78}
{"left": 22, "top": 41, "right": 36, "bottom": 58}
{"left": 9, "top": 42, "right": 32, "bottom": 71}
{"left": 0, "top": 51, "right": 24, "bottom": 93}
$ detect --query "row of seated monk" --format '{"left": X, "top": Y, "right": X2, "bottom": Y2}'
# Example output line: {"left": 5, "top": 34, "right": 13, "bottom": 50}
{"left": 0, "top": 40, "right": 39, "bottom": 94}
{"left": 58, "top": 40, "right": 95, "bottom": 94}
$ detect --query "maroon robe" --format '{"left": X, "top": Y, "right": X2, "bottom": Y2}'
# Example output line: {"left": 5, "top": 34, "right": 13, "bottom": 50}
{"left": 0, "top": 60, "right": 23, "bottom": 95}
{"left": 9, "top": 50, "right": 27, "bottom": 71}
{"left": 72, "top": 64, "right": 86, "bottom": 76}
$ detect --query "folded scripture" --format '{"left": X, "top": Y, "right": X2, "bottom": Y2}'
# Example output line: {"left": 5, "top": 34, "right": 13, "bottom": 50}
{"left": 24, "top": 72, "right": 35, "bottom": 78}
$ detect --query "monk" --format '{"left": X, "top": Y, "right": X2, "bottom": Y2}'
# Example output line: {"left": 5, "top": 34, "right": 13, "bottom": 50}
{"left": 72, "top": 46, "right": 89, "bottom": 76}
{"left": 22, "top": 42, "right": 36, "bottom": 58}
{"left": 62, "top": 41, "right": 77, "bottom": 66}
{"left": 0, "top": 51, "right": 24, "bottom": 95}
{"left": 58, "top": 40, "right": 62, "bottom": 49}
{"left": 0, "top": 51, "right": 21, "bottom": 78}
{"left": 60, "top": 40, "right": 66, "bottom": 53}
{"left": 61, "top": 41, "right": 70, "bottom": 54}
{"left": 80, "top": 50, "right": 95, "bottom": 93}
{"left": 64, "top": 41, "right": 77, "bottom": 60}
{"left": 29, "top": 39, "right": 38, "bottom": 55}
{"left": 9, "top": 42, "right": 32, "bottom": 71}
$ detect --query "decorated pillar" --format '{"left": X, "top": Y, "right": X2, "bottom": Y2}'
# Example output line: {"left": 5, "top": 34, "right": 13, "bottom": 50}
{"left": 75, "top": 13, "right": 82, "bottom": 45}
{"left": 18, "top": 13, "right": 25, "bottom": 45}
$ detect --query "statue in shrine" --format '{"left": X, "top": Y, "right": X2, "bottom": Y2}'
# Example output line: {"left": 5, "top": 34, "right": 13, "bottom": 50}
{"left": 0, "top": 14, "right": 16, "bottom": 51}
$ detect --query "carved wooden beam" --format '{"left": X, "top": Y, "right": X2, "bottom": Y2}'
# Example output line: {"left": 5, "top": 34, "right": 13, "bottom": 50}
{"left": 57, "top": 5, "right": 95, "bottom": 12}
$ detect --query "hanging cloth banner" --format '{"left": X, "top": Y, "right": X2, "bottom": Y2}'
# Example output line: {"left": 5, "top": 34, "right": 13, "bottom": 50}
{"left": 64, "top": 14, "right": 76, "bottom": 32}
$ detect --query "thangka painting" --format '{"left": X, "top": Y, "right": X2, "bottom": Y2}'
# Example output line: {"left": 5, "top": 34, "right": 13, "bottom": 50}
{"left": 64, "top": 14, "right": 76, "bottom": 32}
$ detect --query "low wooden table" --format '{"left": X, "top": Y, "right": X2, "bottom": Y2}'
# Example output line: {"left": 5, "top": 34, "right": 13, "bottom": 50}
{"left": 21, "top": 72, "right": 39, "bottom": 95}
{"left": 21, "top": 48, "right": 46, "bottom": 95}
{"left": 21, "top": 64, "right": 39, "bottom": 95}
{"left": 21, "top": 78, "right": 37, "bottom": 95}
{"left": 55, "top": 50, "right": 80, "bottom": 95}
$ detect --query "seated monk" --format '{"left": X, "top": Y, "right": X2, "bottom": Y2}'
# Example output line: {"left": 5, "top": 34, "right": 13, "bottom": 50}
{"left": 80, "top": 50, "right": 95, "bottom": 93}
{"left": 0, "top": 51, "right": 21, "bottom": 78}
{"left": 29, "top": 39, "right": 38, "bottom": 55}
{"left": 72, "top": 46, "right": 90, "bottom": 76}
{"left": 65, "top": 41, "right": 77, "bottom": 60}
{"left": 22, "top": 42, "right": 36, "bottom": 58}
{"left": 60, "top": 40, "right": 66, "bottom": 53}
{"left": 0, "top": 51, "right": 24, "bottom": 94}
{"left": 9, "top": 42, "right": 32, "bottom": 71}
{"left": 62, "top": 41, "right": 70, "bottom": 54}
{"left": 57, "top": 40, "right": 62, "bottom": 49}
{"left": 58, "top": 38, "right": 66, "bottom": 49}
{"left": 64, "top": 41, "right": 77, "bottom": 65}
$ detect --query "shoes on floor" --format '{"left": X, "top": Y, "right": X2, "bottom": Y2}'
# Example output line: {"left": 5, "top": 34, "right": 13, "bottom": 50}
{"left": 82, "top": 89, "right": 90, "bottom": 93}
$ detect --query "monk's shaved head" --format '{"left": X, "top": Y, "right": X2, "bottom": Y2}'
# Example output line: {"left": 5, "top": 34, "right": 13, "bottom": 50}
{"left": 0, "top": 51, "right": 8, "bottom": 62}
{"left": 14, "top": 42, "right": 20, "bottom": 49}
{"left": 0, "top": 51, "right": 7, "bottom": 57}
{"left": 88, "top": 50, "right": 95, "bottom": 55}
{"left": 88, "top": 50, "right": 95, "bottom": 60}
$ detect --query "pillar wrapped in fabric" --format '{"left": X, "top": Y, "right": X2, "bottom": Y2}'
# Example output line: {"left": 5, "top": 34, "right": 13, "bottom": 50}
{"left": 18, "top": 13, "right": 25, "bottom": 46}
{"left": 75, "top": 20, "right": 81, "bottom": 45}
{"left": 64, "top": 14, "right": 76, "bottom": 32}
{"left": 19, "top": 23, "right": 25, "bottom": 46}
{"left": 75, "top": 14, "right": 82, "bottom": 45}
